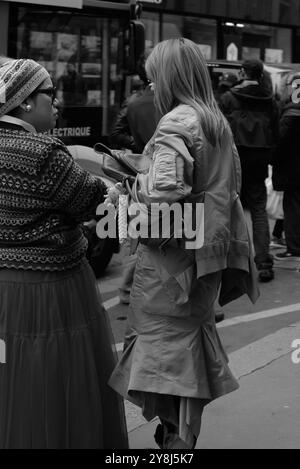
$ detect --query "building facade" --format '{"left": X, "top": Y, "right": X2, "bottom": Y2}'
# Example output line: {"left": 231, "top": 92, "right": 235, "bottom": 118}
{"left": 0, "top": 0, "right": 300, "bottom": 145}
{"left": 0, "top": 0, "right": 133, "bottom": 145}
{"left": 141, "top": 0, "right": 300, "bottom": 64}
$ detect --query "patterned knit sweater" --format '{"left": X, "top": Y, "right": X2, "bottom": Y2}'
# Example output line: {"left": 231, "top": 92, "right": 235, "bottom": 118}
{"left": 0, "top": 125, "right": 107, "bottom": 271}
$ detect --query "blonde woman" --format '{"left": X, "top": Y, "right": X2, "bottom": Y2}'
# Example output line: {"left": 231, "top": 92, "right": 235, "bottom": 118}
{"left": 109, "top": 38, "right": 258, "bottom": 449}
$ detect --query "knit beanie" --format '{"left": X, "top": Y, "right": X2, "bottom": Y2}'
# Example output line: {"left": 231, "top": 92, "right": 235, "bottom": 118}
{"left": 0, "top": 58, "right": 50, "bottom": 117}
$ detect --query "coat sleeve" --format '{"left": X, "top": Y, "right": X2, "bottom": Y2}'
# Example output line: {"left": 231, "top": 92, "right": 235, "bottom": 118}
{"left": 49, "top": 147, "right": 108, "bottom": 222}
{"left": 134, "top": 116, "right": 195, "bottom": 205}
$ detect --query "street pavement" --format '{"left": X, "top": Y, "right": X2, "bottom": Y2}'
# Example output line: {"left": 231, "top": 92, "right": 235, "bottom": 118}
{"left": 98, "top": 244, "right": 300, "bottom": 449}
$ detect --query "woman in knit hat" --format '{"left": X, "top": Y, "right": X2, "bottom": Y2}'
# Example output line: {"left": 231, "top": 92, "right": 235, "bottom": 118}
{"left": 0, "top": 58, "right": 128, "bottom": 449}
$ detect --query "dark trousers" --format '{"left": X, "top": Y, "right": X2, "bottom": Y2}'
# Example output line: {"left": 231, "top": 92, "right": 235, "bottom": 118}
{"left": 272, "top": 219, "right": 284, "bottom": 239}
{"left": 283, "top": 190, "right": 300, "bottom": 255}
{"left": 241, "top": 180, "right": 273, "bottom": 270}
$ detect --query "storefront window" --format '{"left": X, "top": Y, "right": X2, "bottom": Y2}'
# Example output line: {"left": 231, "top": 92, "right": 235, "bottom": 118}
{"left": 142, "top": 11, "right": 160, "bottom": 49}
{"left": 294, "top": 29, "right": 300, "bottom": 64}
{"left": 9, "top": 6, "right": 128, "bottom": 144}
{"left": 222, "top": 23, "right": 292, "bottom": 64}
{"left": 162, "top": 15, "right": 217, "bottom": 60}
{"left": 153, "top": 0, "right": 300, "bottom": 27}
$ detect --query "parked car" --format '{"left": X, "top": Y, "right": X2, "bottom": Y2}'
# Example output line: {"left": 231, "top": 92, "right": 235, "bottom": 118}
{"left": 68, "top": 145, "right": 120, "bottom": 277}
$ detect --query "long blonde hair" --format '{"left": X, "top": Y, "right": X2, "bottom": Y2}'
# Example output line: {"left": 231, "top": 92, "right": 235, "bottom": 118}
{"left": 145, "top": 38, "right": 227, "bottom": 147}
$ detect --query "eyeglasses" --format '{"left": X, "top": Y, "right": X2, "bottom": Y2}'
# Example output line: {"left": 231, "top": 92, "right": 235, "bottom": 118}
{"left": 34, "top": 87, "right": 57, "bottom": 103}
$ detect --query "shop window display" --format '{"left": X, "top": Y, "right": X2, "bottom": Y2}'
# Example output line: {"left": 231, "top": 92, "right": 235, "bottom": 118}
{"left": 162, "top": 15, "right": 217, "bottom": 60}
{"left": 222, "top": 22, "right": 292, "bottom": 64}
{"left": 141, "top": 11, "right": 160, "bottom": 49}
{"left": 163, "top": 0, "right": 300, "bottom": 27}
{"left": 9, "top": 6, "right": 127, "bottom": 145}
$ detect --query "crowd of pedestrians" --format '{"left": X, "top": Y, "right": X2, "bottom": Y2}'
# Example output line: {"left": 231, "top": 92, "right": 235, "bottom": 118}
{"left": 0, "top": 37, "right": 299, "bottom": 449}
{"left": 220, "top": 59, "right": 278, "bottom": 282}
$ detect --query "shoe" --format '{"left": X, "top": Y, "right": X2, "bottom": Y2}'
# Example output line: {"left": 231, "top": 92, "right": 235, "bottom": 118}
{"left": 270, "top": 236, "right": 286, "bottom": 249}
{"left": 274, "top": 251, "right": 300, "bottom": 261}
{"left": 258, "top": 268, "right": 274, "bottom": 282}
{"left": 154, "top": 423, "right": 164, "bottom": 449}
{"left": 154, "top": 423, "right": 196, "bottom": 449}
{"left": 215, "top": 313, "right": 225, "bottom": 323}
{"left": 163, "top": 433, "right": 196, "bottom": 449}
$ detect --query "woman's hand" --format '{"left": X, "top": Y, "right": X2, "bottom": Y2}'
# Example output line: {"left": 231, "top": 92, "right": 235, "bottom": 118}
{"left": 104, "top": 182, "right": 126, "bottom": 207}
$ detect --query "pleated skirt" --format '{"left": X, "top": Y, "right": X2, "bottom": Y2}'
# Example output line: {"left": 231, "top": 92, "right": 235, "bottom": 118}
{"left": 0, "top": 259, "right": 128, "bottom": 449}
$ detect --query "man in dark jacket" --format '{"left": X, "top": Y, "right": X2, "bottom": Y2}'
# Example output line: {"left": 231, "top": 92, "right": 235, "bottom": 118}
{"left": 109, "top": 53, "right": 157, "bottom": 153}
{"left": 272, "top": 74, "right": 300, "bottom": 260}
{"left": 126, "top": 85, "right": 156, "bottom": 153}
{"left": 220, "top": 59, "right": 278, "bottom": 282}
{"left": 109, "top": 53, "right": 157, "bottom": 305}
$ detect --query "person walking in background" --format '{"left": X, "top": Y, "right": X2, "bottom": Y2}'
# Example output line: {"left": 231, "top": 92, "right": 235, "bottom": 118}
{"left": 126, "top": 52, "right": 157, "bottom": 153}
{"left": 220, "top": 59, "right": 279, "bottom": 282}
{"left": 108, "top": 38, "right": 258, "bottom": 449}
{"left": 108, "top": 86, "right": 141, "bottom": 153}
{"left": 110, "top": 52, "right": 157, "bottom": 305}
{"left": 0, "top": 58, "right": 128, "bottom": 449}
{"left": 109, "top": 52, "right": 157, "bottom": 154}
{"left": 272, "top": 72, "right": 300, "bottom": 261}
{"left": 214, "top": 72, "right": 238, "bottom": 105}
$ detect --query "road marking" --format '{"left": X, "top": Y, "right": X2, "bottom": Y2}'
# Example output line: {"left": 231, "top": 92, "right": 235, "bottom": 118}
{"left": 217, "top": 303, "right": 300, "bottom": 328}
{"left": 103, "top": 296, "right": 120, "bottom": 310}
{"left": 97, "top": 276, "right": 122, "bottom": 295}
{"left": 229, "top": 321, "right": 300, "bottom": 378}
{"left": 111, "top": 301, "right": 300, "bottom": 352}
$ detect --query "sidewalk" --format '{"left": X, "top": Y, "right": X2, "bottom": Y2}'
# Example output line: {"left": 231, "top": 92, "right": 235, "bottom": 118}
{"left": 127, "top": 321, "right": 300, "bottom": 449}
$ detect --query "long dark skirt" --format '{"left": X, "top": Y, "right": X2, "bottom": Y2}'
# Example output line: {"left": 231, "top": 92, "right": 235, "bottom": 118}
{"left": 0, "top": 259, "right": 128, "bottom": 449}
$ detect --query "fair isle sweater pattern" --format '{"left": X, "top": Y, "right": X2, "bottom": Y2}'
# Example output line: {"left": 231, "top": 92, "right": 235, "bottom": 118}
{"left": 0, "top": 128, "right": 107, "bottom": 271}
